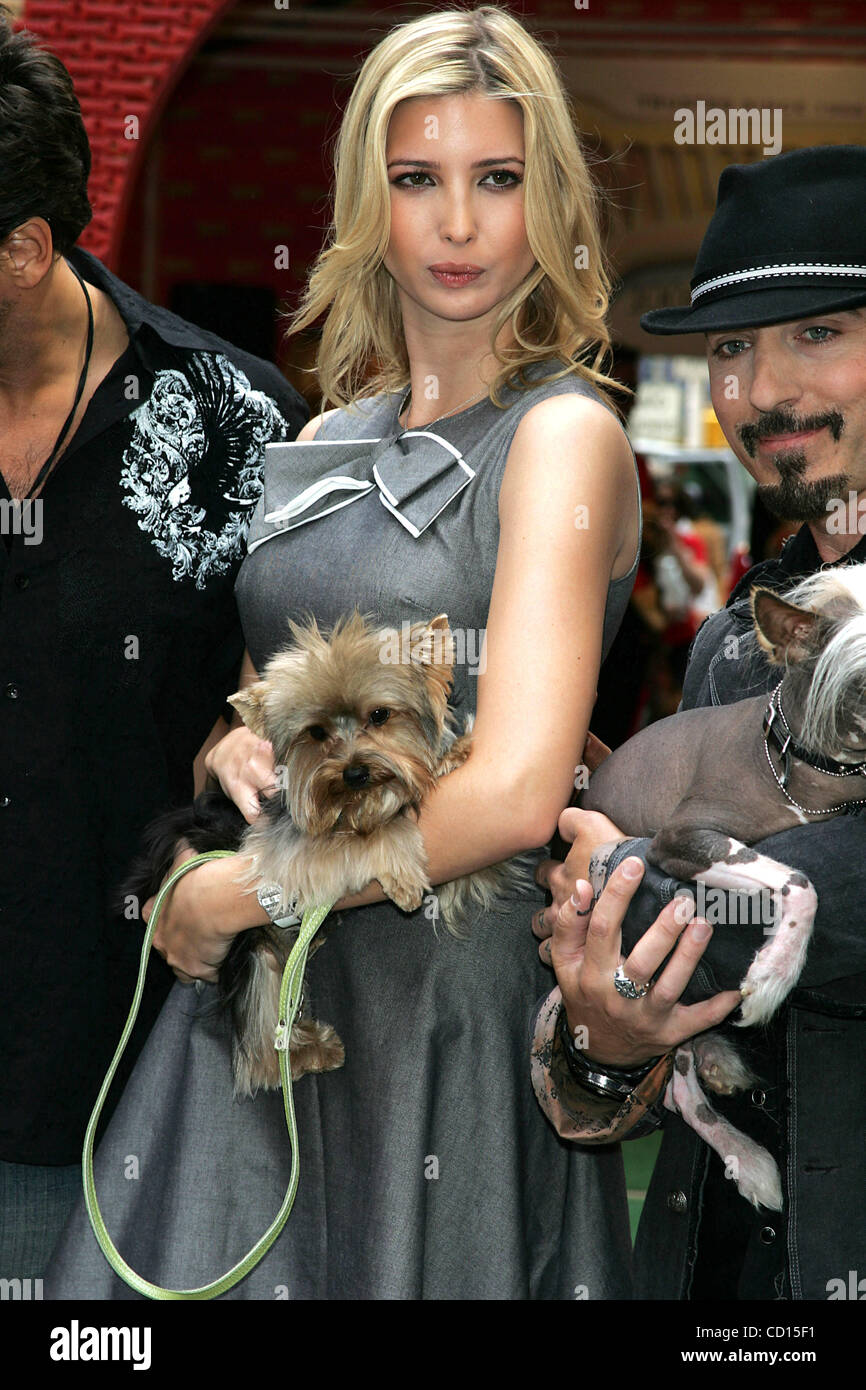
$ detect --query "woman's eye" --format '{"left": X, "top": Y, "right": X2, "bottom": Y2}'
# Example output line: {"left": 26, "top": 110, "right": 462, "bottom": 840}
{"left": 308, "top": 725, "right": 328, "bottom": 741}
{"left": 391, "top": 169, "right": 521, "bottom": 190}
{"left": 368, "top": 707, "right": 390, "bottom": 726}
{"left": 391, "top": 171, "right": 433, "bottom": 188}
{"left": 480, "top": 169, "right": 521, "bottom": 189}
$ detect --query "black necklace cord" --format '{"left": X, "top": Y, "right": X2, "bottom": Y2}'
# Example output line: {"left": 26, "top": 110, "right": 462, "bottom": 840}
{"left": 25, "top": 259, "right": 95, "bottom": 501}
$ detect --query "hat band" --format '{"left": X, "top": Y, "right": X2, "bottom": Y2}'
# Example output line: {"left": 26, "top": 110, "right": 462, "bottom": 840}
{"left": 691, "top": 262, "right": 866, "bottom": 303}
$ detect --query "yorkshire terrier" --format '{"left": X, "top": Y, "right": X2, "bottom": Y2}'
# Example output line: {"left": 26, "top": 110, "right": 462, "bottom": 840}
{"left": 124, "top": 612, "right": 530, "bottom": 1098}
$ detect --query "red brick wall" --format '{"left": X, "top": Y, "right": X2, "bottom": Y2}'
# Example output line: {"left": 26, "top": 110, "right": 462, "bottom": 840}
{"left": 22, "top": 0, "right": 238, "bottom": 263}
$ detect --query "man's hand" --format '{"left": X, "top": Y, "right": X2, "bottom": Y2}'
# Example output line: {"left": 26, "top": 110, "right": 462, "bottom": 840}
{"left": 540, "top": 805, "right": 627, "bottom": 903}
{"left": 532, "top": 857, "right": 742, "bottom": 1068}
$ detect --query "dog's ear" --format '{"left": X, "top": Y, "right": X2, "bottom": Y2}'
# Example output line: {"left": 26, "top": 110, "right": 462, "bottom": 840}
{"left": 405, "top": 614, "right": 455, "bottom": 694}
{"left": 227, "top": 682, "right": 270, "bottom": 739}
{"left": 751, "top": 588, "right": 818, "bottom": 663}
{"left": 406, "top": 614, "right": 453, "bottom": 667}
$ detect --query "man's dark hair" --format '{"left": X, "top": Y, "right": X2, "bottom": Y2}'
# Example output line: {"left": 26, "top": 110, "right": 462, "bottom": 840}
{"left": 0, "top": 5, "right": 92, "bottom": 254}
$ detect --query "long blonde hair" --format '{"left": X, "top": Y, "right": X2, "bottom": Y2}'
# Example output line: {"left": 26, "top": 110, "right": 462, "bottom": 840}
{"left": 287, "top": 5, "right": 619, "bottom": 412}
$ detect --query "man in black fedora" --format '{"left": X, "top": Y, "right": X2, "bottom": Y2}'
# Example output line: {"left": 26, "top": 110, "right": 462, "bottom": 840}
{"left": 532, "top": 145, "right": 866, "bottom": 1299}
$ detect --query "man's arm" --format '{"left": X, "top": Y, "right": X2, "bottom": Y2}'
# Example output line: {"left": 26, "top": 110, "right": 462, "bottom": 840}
{"left": 530, "top": 984, "right": 674, "bottom": 1145}
{"left": 533, "top": 814, "right": 866, "bottom": 1142}
{"left": 531, "top": 860, "right": 740, "bottom": 1142}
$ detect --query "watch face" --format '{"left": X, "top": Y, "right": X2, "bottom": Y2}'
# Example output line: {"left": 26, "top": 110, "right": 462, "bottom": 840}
{"left": 257, "top": 884, "right": 284, "bottom": 917}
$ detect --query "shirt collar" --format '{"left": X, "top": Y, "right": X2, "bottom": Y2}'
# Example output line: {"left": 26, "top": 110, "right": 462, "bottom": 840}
{"left": 778, "top": 521, "right": 866, "bottom": 575}
{"left": 67, "top": 246, "right": 237, "bottom": 352}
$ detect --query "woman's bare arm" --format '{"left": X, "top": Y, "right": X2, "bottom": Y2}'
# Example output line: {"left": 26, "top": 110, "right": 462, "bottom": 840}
{"left": 154, "top": 394, "right": 639, "bottom": 973}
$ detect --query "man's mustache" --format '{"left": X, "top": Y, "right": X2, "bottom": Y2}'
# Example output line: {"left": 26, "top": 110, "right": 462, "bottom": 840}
{"left": 738, "top": 409, "right": 844, "bottom": 457}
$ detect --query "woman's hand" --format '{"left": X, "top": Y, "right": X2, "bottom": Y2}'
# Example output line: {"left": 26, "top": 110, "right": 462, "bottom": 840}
{"left": 204, "top": 725, "right": 277, "bottom": 823}
{"left": 532, "top": 857, "right": 741, "bottom": 1068}
{"left": 143, "top": 849, "right": 267, "bottom": 983}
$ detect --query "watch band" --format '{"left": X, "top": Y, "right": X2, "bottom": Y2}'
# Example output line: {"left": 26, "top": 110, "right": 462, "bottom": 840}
{"left": 556, "top": 1005, "right": 661, "bottom": 1101}
{"left": 256, "top": 881, "right": 301, "bottom": 926}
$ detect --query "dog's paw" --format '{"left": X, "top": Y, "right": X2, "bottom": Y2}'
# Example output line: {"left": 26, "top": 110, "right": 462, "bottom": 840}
{"left": 232, "top": 1046, "right": 282, "bottom": 1100}
{"left": 436, "top": 733, "right": 472, "bottom": 775}
{"left": 734, "top": 1149, "right": 784, "bottom": 1212}
{"left": 290, "top": 1020, "right": 345, "bottom": 1080}
{"left": 735, "top": 968, "right": 793, "bottom": 1028}
{"left": 378, "top": 873, "right": 426, "bottom": 914}
{"left": 393, "top": 887, "right": 425, "bottom": 913}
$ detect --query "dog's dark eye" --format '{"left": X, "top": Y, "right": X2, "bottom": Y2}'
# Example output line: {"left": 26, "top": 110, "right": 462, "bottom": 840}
{"left": 368, "top": 707, "right": 390, "bottom": 726}
{"left": 308, "top": 725, "right": 329, "bottom": 742}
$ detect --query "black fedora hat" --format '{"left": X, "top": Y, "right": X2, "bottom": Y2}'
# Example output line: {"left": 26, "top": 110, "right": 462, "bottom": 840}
{"left": 640, "top": 145, "right": 866, "bottom": 335}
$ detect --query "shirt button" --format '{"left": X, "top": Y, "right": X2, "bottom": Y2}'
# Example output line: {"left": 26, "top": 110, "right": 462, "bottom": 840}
{"left": 751, "top": 1088, "right": 766, "bottom": 1107}
{"left": 14, "top": 574, "right": 30, "bottom": 590}
{"left": 667, "top": 1190, "right": 688, "bottom": 1213}
{"left": 4, "top": 684, "right": 19, "bottom": 699}
{"left": 760, "top": 1226, "right": 776, "bottom": 1245}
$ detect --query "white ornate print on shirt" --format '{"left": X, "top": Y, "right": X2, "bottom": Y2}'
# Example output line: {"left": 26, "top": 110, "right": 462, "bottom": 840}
{"left": 120, "top": 353, "right": 290, "bottom": 588}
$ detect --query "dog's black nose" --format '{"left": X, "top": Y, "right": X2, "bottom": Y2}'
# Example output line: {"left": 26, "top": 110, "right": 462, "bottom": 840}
{"left": 342, "top": 764, "right": 370, "bottom": 788}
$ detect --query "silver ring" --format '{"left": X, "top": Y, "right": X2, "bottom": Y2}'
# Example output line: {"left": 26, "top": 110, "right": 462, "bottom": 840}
{"left": 613, "top": 964, "right": 651, "bottom": 1000}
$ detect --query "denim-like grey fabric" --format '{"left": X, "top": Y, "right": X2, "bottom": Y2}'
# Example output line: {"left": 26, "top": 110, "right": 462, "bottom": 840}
{"left": 0, "top": 1158, "right": 81, "bottom": 1280}
{"left": 46, "top": 364, "right": 639, "bottom": 1300}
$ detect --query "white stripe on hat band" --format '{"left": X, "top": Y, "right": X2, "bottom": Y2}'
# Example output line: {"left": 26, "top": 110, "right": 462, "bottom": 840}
{"left": 691, "top": 262, "right": 866, "bottom": 303}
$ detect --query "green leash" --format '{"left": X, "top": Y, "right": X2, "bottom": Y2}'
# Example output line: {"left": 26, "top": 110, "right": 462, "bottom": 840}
{"left": 82, "top": 850, "right": 333, "bottom": 1300}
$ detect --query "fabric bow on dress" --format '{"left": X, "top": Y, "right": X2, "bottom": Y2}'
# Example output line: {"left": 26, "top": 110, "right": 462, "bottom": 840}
{"left": 245, "top": 429, "right": 476, "bottom": 553}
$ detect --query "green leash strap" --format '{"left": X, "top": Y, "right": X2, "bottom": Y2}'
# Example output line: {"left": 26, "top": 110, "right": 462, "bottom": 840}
{"left": 82, "top": 850, "right": 333, "bottom": 1300}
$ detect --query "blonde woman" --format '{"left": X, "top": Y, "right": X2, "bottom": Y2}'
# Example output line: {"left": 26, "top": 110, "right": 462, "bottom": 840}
{"left": 48, "top": 6, "right": 641, "bottom": 1299}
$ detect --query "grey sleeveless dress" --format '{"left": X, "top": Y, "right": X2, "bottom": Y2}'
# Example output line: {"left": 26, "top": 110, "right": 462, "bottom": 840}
{"left": 46, "top": 359, "right": 641, "bottom": 1300}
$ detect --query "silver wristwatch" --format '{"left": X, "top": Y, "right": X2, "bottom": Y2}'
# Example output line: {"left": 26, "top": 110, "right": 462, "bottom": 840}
{"left": 256, "top": 881, "right": 301, "bottom": 926}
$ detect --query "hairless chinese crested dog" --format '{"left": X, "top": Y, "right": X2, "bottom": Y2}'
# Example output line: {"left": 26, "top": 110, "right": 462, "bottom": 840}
{"left": 580, "top": 563, "right": 866, "bottom": 1210}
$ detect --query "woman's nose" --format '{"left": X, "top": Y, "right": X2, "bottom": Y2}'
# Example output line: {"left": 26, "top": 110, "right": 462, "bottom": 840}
{"left": 437, "top": 185, "right": 477, "bottom": 244}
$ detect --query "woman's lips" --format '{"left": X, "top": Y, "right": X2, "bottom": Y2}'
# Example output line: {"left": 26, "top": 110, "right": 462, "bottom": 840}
{"left": 429, "top": 266, "right": 483, "bottom": 287}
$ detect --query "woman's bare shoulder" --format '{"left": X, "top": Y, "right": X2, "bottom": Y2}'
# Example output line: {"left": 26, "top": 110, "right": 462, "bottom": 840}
{"left": 296, "top": 407, "right": 343, "bottom": 442}
{"left": 503, "top": 389, "right": 634, "bottom": 496}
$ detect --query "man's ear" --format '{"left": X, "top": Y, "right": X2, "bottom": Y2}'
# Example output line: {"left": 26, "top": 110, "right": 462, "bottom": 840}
{"left": 0, "top": 217, "right": 54, "bottom": 288}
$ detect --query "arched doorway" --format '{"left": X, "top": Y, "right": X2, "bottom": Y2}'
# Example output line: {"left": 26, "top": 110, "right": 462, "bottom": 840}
{"left": 21, "top": 0, "right": 239, "bottom": 263}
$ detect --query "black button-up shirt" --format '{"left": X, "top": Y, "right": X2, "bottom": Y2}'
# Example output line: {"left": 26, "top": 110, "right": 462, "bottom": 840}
{"left": 0, "top": 249, "right": 307, "bottom": 1163}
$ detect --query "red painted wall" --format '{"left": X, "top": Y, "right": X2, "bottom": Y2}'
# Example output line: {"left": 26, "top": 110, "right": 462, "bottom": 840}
{"left": 116, "top": 39, "right": 338, "bottom": 349}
